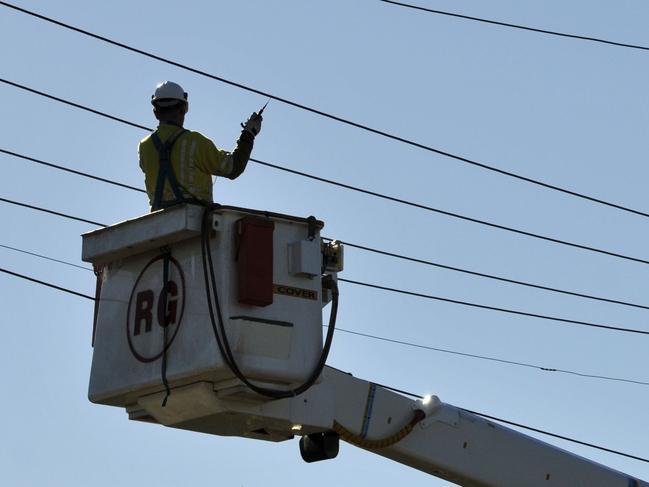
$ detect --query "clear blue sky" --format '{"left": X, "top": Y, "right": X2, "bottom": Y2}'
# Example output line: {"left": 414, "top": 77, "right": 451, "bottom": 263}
{"left": 2, "top": 1, "right": 649, "bottom": 485}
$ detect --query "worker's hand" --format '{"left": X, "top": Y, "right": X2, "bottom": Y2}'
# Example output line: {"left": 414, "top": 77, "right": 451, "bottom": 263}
{"left": 241, "top": 112, "right": 263, "bottom": 137}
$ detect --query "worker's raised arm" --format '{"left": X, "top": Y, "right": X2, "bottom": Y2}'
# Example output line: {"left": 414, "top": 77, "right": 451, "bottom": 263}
{"left": 226, "top": 111, "right": 262, "bottom": 179}
{"left": 226, "top": 129, "right": 255, "bottom": 179}
{"left": 195, "top": 111, "right": 262, "bottom": 180}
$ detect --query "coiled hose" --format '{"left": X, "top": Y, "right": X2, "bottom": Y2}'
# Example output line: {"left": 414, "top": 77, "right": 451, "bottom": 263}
{"left": 333, "top": 409, "right": 425, "bottom": 449}
{"left": 200, "top": 205, "right": 339, "bottom": 399}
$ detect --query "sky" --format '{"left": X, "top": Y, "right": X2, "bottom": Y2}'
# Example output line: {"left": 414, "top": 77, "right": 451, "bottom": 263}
{"left": 2, "top": 0, "right": 649, "bottom": 485}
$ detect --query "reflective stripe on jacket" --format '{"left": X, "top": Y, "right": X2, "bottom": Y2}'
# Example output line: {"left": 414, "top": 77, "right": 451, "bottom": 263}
{"left": 138, "top": 123, "right": 233, "bottom": 208}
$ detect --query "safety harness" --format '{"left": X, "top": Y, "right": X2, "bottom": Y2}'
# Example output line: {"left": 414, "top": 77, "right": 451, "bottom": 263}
{"left": 150, "top": 128, "right": 189, "bottom": 210}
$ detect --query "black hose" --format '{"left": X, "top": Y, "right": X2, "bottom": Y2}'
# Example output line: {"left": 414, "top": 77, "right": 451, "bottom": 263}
{"left": 200, "top": 206, "right": 338, "bottom": 399}
{"left": 160, "top": 251, "right": 172, "bottom": 407}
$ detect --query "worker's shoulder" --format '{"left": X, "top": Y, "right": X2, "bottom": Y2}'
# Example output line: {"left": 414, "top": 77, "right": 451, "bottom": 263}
{"left": 182, "top": 130, "right": 218, "bottom": 149}
{"left": 138, "top": 129, "right": 212, "bottom": 147}
{"left": 139, "top": 133, "right": 153, "bottom": 146}
{"left": 183, "top": 129, "right": 212, "bottom": 142}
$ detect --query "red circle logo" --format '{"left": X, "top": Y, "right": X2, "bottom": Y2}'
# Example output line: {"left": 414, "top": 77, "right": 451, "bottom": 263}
{"left": 126, "top": 254, "right": 186, "bottom": 362}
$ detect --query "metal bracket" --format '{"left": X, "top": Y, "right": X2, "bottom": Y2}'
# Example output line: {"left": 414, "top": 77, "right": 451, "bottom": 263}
{"left": 415, "top": 398, "right": 460, "bottom": 429}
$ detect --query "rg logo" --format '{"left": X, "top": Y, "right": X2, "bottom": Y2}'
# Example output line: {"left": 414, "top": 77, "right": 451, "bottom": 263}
{"left": 126, "top": 254, "right": 186, "bottom": 362}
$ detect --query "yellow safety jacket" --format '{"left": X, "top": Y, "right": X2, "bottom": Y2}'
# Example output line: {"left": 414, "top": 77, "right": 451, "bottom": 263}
{"left": 138, "top": 123, "right": 252, "bottom": 210}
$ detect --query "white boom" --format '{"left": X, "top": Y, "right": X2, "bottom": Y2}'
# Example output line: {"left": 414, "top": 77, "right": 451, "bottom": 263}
{"left": 82, "top": 204, "right": 647, "bottom": 487}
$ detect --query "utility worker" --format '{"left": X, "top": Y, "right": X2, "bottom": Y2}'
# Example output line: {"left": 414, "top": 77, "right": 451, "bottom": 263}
{"left": 139, "top": 81, "right": 262, "bottom": 210}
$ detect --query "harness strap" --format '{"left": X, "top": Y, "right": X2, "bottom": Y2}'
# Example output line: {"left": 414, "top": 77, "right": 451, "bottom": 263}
{"left": 151, "top": 129, "right": 188, "bottom": 210}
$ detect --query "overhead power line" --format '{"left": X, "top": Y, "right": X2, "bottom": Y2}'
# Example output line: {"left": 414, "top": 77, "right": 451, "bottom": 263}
{"left": 0, "top": 267, "right": 94, "bottom": 300}
{"left": 0, "top": 197, "right": 107, "bottom": 227}
{"left": 1, "top": 269, "right": 644, "bottom": 467}
{"left": 461, "top": 407, "right": 649, "bottom": 465}
{"left": 0, "top": 243, "right": 91, "bottom": 271}
{"left": 329, "top": 239, "right": 649, "bottom": 311}
{"left": 1, "top": 197, "right": 645, "bottom": 336}
{"left": 1, "top": 3, "right": 648, "bottom": 221}
{"left": 338, "top": 278, "right": 649, "bottom": 336}
{"left": 381, "top": 0, "right": 649, "bottom": 52}
{"left": 2, "top": 192, "right": 645, "bottom": 337}
{"left": 5, "top": 148, "right": 649, "bottom": 315}
{"left": 0, "top": 79, "right": 150, "bottom": 132}
{"left": 334, "top": 327, "right": 649, "bottom": 387}
{"left": 374, "top": 382, "right": 649, "bottom": 464}
{"left": 0, "top": 78, "right": 155, "bottom": 129}
{"left": 3, "top": 240, "right": 645, "bottom": 388}
{"left": 2, "top": 263, "right": 648, "bottom": 465}
{"left": 251, "top": 158, "right": 649, "bottom": 265}
{"left": 0, "top": 148, "right": 146, "bottom": 193}
{"left": 4, "top": 147, "right": 649, "bottom": 311}
{"left": 3, "top": 241, "right": 646, "bottom": 387}
{"left": 3, "top": 78, "right": 649, "bottom": 268}
{"left": 4, "top": 240, "right": 644, "bottom": 390}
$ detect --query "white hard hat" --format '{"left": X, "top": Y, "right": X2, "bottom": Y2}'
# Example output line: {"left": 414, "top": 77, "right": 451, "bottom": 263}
{"left": 151, "top": 81, "right": 188, "bottom": 107}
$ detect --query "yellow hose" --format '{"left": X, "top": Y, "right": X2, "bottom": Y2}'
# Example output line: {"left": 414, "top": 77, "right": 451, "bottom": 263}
{"left": 332, "top": 410, "right": 424, "bottom": 450}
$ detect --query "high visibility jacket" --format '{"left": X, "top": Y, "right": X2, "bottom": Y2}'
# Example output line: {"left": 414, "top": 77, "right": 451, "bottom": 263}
{"left": 138, "top": 123, "right": 253, "bottom": 209}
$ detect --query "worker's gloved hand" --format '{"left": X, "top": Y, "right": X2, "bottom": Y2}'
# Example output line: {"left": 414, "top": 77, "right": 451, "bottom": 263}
{"left": 241, "top": 112, "right": 263, "bottom": 137}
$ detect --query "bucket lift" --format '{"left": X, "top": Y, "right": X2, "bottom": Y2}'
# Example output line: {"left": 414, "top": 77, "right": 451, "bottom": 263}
{"left": 83, "top": 204, "right": 647, "bottom": 486}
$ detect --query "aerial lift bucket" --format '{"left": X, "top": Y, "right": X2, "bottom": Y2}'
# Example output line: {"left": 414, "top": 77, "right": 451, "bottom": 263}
{"left": 82, "top": 203, "right": 342, "bottom": 440}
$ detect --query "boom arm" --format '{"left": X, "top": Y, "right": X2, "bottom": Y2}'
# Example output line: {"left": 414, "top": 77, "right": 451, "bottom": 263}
{"left": 322, "top": 367, "right": 645, "bottom": 487}
{"left": 133, "top": 366, "right": 646, "bottom": 487}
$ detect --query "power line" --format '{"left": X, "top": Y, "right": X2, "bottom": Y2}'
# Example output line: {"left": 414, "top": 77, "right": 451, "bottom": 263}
{"left": 0, "top": 197, "right": 107, "bottom": 227}
{"left": 335, "top": 327, "right": 649, "bottom": 386}
{"left": 0, "top": 79, "right": 150, "bottom": 132}
{"left": 2, "top": 240, "right": 645, "bottom": 388}
{"left": 2, "top": 194, "right": 646, "bottom": 335}
{"left": 381, "top": 0, "right": 649, "bottom": 53}
{"left": 4, "top": 79, "right": 649, "bottom": 267}
{"left": 4, "top": 147, "right": 649, "bottom": 312}
{"left": 1, "top": 3, "right": 648, "bottom": 221}
{"left": 1, "top": 268, "right": 644, "bottom": 468}
{"left": 3, "top": 196, "right": 646, "bottom": 337}
{"left": 4, "top": 146, "right": 649, "bottom": 314}
{"left": 251, "top": 159, "right": 649, "bottom": 266}
{"left": 330, "top": 239, "right": 649, "bottom": 311}
{"left": 0, "top": 148, "right": 146, "bottom": 193}
{"left": 461, "top": 408, "right": 649, "bottom": 465}
{"left": 0, "top": 243, "right": 91, "bottom": 271}
{"left": 5, "top": 150, "right": 649, "bottom": 335}
{"left": 7, "top": 230, "right": 646, "bottom": 386}
{"left": 1, "top": 147, "right": 150, "bottom": 191}
{"left": 6, "top": 231, "right": 647, "bottom": 386}
{"left": 0, "top": 267, "right": 94, "bottom": 300}
{"left": 373, "top": 381, "right": 649, "bottom": 465}
{"left": 5, "top": 268, "right": 649, "bottom": 463}
{"left": 338, "top": 278, "right": 649, "bottom": 336}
